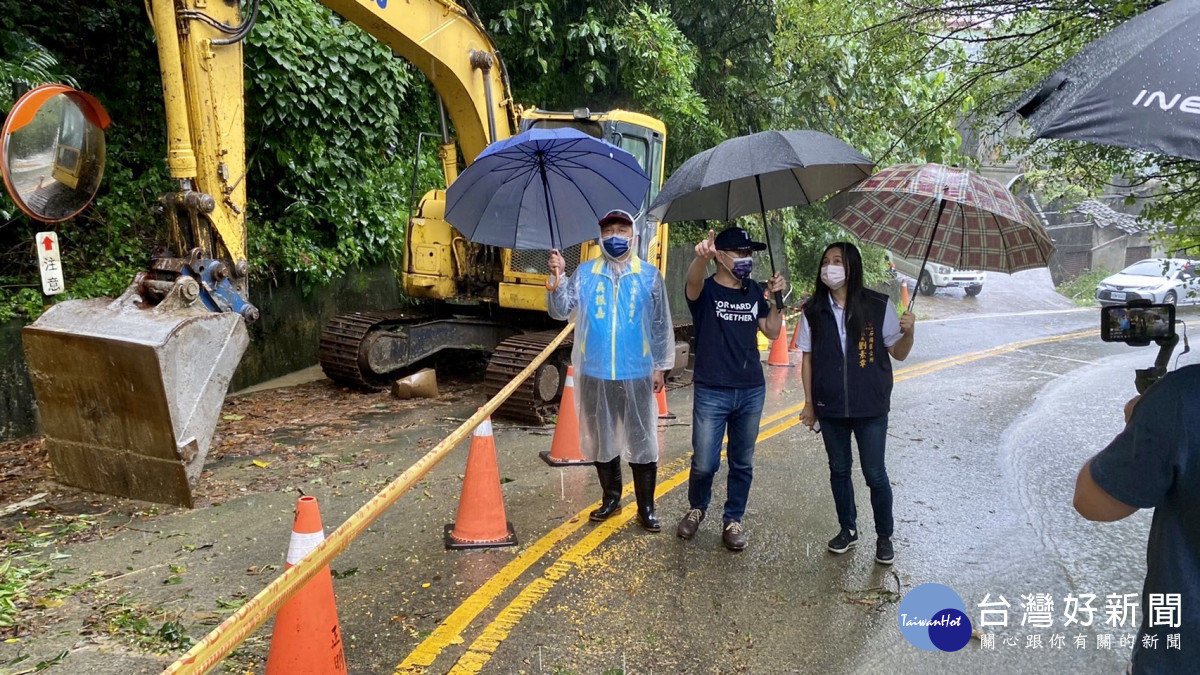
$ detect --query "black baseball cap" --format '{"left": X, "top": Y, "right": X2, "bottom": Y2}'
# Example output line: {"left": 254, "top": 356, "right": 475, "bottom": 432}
{"left": 714, "top": 226, "right": 766, "bottom": 252}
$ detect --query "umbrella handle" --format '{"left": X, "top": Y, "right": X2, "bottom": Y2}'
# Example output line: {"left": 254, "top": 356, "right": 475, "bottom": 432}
{"left": 755, "top": 177, "right": 785, "bottom": 310}
{"left": 545, "top": 273, "right": 561, "bottom": 291}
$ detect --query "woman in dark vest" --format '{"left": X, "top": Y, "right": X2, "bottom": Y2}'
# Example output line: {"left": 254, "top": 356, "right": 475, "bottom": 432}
{"left": 797, "top": 242, "right": 914, "bottom": 565}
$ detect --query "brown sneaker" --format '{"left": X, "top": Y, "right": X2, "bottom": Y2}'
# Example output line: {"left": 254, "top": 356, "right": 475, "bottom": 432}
{"left": 722, "top": 520, "right": 747, "bottom": 551}
{"left": 676, "top": 509, "right": 704, "bottom": 540}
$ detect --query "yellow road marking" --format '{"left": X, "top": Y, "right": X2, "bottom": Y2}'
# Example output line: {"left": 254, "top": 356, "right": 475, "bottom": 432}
{"left": 398, "top": 328, "right": 1099, "bottom": 672}
{"left": 749, "top": 328, "right": 1094, "bottom": 429}
{"left": 443, "top": 397, "right": 822, "bottom": 674}
{"left": 397, "top": 455, "right": 684, "bottom": 670}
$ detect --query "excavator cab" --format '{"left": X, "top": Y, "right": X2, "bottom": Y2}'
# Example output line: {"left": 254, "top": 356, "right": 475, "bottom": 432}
{"left": 2, "top": 85, "right": 255, "bottom": 507}
{"left": 366, "top": 107, "right": 674, "bottom": 425}
{"left": 398, "top": 107, "right": 668, "bottom": 311}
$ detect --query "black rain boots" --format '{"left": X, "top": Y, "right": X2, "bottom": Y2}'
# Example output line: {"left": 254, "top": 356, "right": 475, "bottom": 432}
{"left": 630, "top": 461, "right": 661, "bottom": 532}
{"left": 589, "top": 457, "right": 622, "bottom": 521}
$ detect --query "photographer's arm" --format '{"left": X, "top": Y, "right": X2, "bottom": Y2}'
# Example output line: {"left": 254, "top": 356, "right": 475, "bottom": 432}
{"left": 1074, "top": 388, "right": 1175, "bottom": 522}
{"left": 1073, "top": 459, "right": 1138, "bottom": 522}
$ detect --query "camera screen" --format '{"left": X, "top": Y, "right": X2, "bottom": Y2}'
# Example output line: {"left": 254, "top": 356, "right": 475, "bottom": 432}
{"left": 1101, "top": 304, "right": 1176, "bottom": 343}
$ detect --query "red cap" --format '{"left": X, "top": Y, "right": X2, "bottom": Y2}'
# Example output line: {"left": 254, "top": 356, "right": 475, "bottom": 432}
{"left": 598, "top": 209, "right": 634, "bottom": 226}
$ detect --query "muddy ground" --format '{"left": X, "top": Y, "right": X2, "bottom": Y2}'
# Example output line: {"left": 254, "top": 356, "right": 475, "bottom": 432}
{"left": 0, "top": 366, "right": 487, "bottom": 662}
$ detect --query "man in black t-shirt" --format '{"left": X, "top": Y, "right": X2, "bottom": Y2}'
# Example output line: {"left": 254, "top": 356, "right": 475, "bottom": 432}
{"left": 1074, "top": 365, "right": 1200, "bottom": 674}
{"left": 677, "top": 227, "right": 785, "bottom": 551}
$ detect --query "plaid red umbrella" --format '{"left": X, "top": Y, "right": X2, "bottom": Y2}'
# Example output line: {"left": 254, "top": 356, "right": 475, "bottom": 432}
{"left": 831, "top": 163, "right": 1055, "bottom": 309}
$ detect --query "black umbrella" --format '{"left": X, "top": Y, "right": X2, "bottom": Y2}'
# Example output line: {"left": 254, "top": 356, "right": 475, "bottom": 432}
{"left": 1014, "top": 0, "right": 1200, "bottom": 161}
{"left": 648, "top": 130, "right": 874, "bottom": 306}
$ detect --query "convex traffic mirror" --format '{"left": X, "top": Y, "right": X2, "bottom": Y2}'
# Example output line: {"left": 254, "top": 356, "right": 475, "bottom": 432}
{"left": 1, "top": 84, "right": 110, "bottom": 222}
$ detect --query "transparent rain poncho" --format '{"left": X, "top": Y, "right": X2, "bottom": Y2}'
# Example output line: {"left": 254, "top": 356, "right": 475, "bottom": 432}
{"left": 547, "top": 250, "right": 674, "bottom": 464}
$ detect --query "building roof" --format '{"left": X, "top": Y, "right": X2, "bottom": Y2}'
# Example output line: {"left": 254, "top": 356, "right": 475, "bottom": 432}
{"left": 1072, "top": 198, "right": 1150, "bottom": 235}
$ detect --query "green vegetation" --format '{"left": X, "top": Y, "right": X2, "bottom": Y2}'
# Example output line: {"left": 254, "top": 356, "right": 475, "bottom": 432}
{"left": 1056, "top": 268, "right": 1110, "bottom": 306}
{"left": 88, "top": 598, "right": 196, "bottom": 654}
{"left": 3, "top": 0, "right": 1194, "bottom": 320}
{"left": 0, "top": 556, "right": 45, "bottom": 629}
{"left": 1, "top": 511, "right": 106, "bottom": 632}
{"left": 244, "top": 0, "right": 440, "bottom": 287}
{"left": 0, "top": 0, "right": 438, "bottom": 318}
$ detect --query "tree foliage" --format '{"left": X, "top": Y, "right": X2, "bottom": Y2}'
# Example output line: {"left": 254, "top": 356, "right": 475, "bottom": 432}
{"left": 834, "top": 0, "right": 1199, "bottom": 248}
{"left": 244, "top": 0, "right": 439, "bottom": 286}
{"left": 0, "top": 0, "right": 439, "bottom": 319}
{"left": 774, "top": 0, "right": 966, "bottom": 166}
{"left": 18, "top": 0, "right": 1177, "bottom": 320}
{"left": 479, "top": 0, "right": 717, "bottom": 162}
{"left": 472, "top": 0, "right": 963, "bottom": 283}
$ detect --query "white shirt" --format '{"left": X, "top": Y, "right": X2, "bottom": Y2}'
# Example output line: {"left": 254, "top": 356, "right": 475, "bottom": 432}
{"left": 797, "top": 294, "right": 902, "bottom": 354}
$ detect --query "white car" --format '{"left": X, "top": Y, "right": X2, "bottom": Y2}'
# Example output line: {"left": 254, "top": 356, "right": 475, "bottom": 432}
{"left": 889, "top": 252, "right": 986, "bottom": 297}
{"left": 1096, "top": 258, "right": 1200, "bottom": 306}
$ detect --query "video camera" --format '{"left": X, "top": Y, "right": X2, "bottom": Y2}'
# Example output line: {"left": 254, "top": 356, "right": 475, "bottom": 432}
{"left": 1100, "top": 300, "right": 1183, "bottom": 393}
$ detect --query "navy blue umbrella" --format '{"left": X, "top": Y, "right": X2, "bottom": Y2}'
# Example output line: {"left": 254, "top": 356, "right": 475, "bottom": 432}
{"left": 445, "top": 127, "right": 650, "bottom": 252}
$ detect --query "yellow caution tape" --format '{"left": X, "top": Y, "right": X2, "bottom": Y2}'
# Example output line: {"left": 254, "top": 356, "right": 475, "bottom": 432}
{"left": 162, "top": 322, "right": 575, "bottom": 675}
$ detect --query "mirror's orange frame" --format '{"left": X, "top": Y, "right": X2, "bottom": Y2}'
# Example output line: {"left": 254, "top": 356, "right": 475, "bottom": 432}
{"left": 1, "top": 84, "right": 111, "bottom": 222}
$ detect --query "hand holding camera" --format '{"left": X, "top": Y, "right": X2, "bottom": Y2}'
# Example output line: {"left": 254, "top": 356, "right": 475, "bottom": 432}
{"left": 1100, "top": 300, "right": 1186, "bottom": 393}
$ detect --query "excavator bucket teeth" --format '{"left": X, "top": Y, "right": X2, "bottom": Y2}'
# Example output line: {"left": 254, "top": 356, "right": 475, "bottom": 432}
{"left": 22, "top": 296, "right": 248, "bottom": 507}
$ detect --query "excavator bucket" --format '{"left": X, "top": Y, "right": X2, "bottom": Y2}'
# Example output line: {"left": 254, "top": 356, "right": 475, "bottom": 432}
{"left": 23, "top": 288, "right": 248, "bottom": 507}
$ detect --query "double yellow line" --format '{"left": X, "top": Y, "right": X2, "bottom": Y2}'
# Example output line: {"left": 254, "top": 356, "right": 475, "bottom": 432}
{"left": 398, "top": 328, "right": 1098, "bottom": 673}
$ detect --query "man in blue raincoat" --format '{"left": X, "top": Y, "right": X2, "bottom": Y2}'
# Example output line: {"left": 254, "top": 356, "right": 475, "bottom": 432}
{"left": 547, "top": 208, "right": 675, "bottom": 531}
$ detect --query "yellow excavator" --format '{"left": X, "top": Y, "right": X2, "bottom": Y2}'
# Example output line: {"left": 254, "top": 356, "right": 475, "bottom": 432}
{"left": 314, "top": 2, "right": 675, "bottom": 426}
{"left": 0, "top": 0, "right": 678, "bottom": 506}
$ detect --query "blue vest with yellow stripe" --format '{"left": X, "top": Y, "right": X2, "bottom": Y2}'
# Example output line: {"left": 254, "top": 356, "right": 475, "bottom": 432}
{"left": 575, "top": 255, "right": 659, "bottom": 381}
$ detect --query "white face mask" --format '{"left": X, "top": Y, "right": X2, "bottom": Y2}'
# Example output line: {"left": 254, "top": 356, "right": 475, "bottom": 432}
{"left": 821, "top": 264, "right": 846, "bottom": 290}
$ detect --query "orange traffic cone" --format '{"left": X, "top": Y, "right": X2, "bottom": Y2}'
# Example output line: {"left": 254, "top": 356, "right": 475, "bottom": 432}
{"left": 788, "top": 309, "right": 804, "bottom": 351}
{"left": 265, "top": 496, "right": 348, "bottom": 675}
{"left": 541, "top": 366, "right": 591, "bottom": 466}
{"left": 445, "top": 417, "right": 518, "bottom": 550}
{"left": 657, "top": 385, "right": 676, "bottom": 421}
{"left": 768, "top": 315, "right": 792, "bottom": 367}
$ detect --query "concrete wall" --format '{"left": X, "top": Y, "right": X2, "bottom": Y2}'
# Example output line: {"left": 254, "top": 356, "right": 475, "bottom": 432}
{"left": 663, "top": 244, "right": 694, "bottom": 324}
{"left": 1046, "top": 223, "right": 1096, "bottom": 254}
{"left": 231, "top": 265, "right": 400, "bottom": 390}
{"left": 0, "top": 265, "right": 401, "bottom": 442}
{"left": 1045, "top": 224, "right": 1095, "bottom": 284}
{"left": 1092, "top": 235, "right": 1129, "bottom": 274}
{"left": 0, "top": 320, "right": 36, "bottom": 440}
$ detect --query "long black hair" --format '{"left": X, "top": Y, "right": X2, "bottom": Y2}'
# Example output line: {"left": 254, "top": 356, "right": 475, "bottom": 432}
{"left": 804, "top": 242, "right": 868, "bottom": 348}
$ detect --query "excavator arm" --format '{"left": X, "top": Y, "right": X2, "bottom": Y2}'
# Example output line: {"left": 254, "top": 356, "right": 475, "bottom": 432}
{"left": 149, "top": 0, "right": 249, "bottom": 274}
{"left": 6, "top": 0, "right": 671, "bottom": 505}
{"left": 11, "top": 0, "right": 524, "bottom": 507}
{"left": 149, "top": 0, "right": 517, "bottom": 282}
{"left": 319, "top": 0, "right": 517, "bottom": 163}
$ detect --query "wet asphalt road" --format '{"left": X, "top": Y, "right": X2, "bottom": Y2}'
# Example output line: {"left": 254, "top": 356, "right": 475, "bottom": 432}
{"left": 10, "top": 270, "right": 1199, "bottom": 674}
{"left": 458, "top": 272, "right": 1199, "bottom": 675}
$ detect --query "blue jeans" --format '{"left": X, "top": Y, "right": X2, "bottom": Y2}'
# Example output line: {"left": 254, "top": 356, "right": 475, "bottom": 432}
{"left": 688, "top": 384, "right": 765, "bottom": 522}
{"left": 820, "top": 414, "right": 894, "bottom": 538}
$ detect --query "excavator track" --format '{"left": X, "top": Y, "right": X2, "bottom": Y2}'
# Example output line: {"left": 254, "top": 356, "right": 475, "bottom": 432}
{"left": 318, "top": 310, "right": 418, "bottom": 389}
{"left": 484, "top": 330, "right": 573, "bottom": 426}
